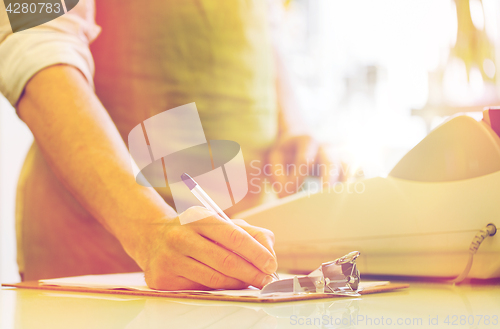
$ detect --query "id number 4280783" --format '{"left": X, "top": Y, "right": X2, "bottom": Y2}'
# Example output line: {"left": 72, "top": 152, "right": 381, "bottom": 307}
{"left": 6, "top": 2, "right": 62, "bottom": 14}
{"left": 443, "top": 315, "right": 498, "bottom": 326}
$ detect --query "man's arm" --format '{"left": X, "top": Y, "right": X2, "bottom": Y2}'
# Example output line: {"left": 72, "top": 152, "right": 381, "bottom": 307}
{"left": 17, "top": 64, "right": 277, "bottom": 290}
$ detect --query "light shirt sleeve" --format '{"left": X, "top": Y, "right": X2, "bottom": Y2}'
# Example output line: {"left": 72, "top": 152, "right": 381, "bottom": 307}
{"left": 0, "top": 0, "right": 101, "bottom": 107}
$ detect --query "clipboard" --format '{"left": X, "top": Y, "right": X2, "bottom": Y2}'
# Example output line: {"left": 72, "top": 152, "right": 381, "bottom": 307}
{"left": 2, "top": 280, "right": 409, "bottom": 303}
{"left": 2, "top": 252, "right": 409, "bottom": 303}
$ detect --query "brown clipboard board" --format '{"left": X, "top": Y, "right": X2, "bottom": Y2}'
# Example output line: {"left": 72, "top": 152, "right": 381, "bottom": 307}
{"left": 2, "top": 281, "right": 409, "bottom": 303}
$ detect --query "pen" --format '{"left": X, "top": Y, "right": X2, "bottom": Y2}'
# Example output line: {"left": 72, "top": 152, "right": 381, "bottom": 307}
{"left": 181, "top": 173, "right": 279, "bottom": 281}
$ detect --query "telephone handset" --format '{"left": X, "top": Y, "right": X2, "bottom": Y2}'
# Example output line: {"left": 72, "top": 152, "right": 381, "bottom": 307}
{"left": 240, "top": 108, "right": 500, "bottom": 280}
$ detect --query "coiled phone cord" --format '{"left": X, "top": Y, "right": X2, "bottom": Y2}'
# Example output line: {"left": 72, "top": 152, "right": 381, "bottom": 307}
{"left": 451, "top": 223, "right": 497, "bottom": 284}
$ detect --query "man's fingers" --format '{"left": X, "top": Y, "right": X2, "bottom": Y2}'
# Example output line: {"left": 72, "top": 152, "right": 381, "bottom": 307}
{"left": 316, "top": 146, "right": 332, "bottom": 183}
{"left": 286, "top": 136, "right": 319, "bottom": 187}
{"left": 183, "top": 233, "right": 273, "bottom": 288}
{"left": 145, "top": 267, "right": 209, "bottom": 291}
{"left": 269, "top": 148, "right": 291, "bottom": 197}
{"left": 146, "top": 251, "right": 248, "bottom": 290}
{"left": 296, "top": 136, "right": 319, "bottom": 165}
{"left": 190, "top": 216, "right": 278, "bottom": 275}
{"left": 232, "top": 219, "right": 276, "bottom": 258}
{"left": 268, "top": 148, "right": 287, "bottom": 186}
{"left": 180, "top": 257, "right": 250, "bottom": 290}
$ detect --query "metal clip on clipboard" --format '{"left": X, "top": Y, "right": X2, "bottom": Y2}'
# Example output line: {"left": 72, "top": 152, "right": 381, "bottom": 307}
{"left": 261, "top": 251, "right": 361, "bottom": 297}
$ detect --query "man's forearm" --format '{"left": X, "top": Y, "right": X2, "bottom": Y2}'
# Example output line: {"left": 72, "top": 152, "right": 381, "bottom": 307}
{"left": 16, "top": 64, "right": 279, "bottom": 290}
{"left": 17, "top": 65, "right": 176, "bottom": 266}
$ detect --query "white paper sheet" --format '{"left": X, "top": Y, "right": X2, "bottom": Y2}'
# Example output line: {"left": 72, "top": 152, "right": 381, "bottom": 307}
{"left": 39, "top": 272, "right": 388, "bottom": 298}
{"left": 39, "top": 272, "right": 262, "bottom": 297}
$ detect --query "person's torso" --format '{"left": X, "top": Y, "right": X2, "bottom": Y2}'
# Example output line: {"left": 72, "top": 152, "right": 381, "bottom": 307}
{"left": 90, "top": 0, "right": 278, "bottom": 157}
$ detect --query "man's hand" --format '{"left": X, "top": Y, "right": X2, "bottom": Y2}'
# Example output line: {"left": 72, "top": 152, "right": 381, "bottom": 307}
{"left": 141, "top": 207, "right": 277, "bottom": 290}
{"left": 18, "top": 65, "right": 277, "bottom": 290}
{"left": 268, "top": 135, "right": 342, "bottom": 197}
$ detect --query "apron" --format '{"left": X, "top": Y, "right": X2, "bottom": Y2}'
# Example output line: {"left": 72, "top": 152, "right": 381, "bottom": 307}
{"left": 16, "top": 0, "right": 278, "bottom": 280}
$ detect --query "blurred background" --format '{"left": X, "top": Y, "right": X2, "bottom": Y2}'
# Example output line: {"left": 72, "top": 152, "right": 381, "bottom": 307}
{"left": 1, "top": 0, "right": 500, "bottom": 283}
{"left": 273, "top": 0, "right": 500, "bottom": 176}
